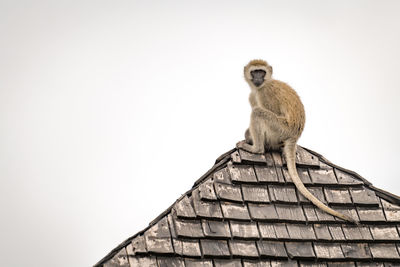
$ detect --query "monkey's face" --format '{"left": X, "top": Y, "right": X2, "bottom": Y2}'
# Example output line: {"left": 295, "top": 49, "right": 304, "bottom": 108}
{"left": 250, "top": 69, "right": 266, "bottom": 87}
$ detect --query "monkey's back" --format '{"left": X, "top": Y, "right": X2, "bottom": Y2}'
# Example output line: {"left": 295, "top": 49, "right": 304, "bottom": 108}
{"left": 260, "top": 80, "right": 305, "bottom": 137}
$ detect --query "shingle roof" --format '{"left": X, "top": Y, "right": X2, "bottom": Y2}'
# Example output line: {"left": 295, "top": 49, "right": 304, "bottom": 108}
{"left": 95, "top": 146, "right": 400, "bottom": 267}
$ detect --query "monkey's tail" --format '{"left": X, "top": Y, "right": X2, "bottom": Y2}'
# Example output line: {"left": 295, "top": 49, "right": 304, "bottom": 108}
{"left": 283, "top": 140, "right": 359, "bottom": 225}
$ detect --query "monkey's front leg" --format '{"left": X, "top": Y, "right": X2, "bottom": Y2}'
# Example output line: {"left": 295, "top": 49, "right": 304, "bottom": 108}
{"left": 237, "top": 112, "right": 265, "bottom": 154}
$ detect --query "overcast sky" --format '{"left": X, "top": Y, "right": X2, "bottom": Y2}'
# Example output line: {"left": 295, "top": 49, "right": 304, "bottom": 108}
{"left": 1, "top": 1, "right": 400, "bottom": 266}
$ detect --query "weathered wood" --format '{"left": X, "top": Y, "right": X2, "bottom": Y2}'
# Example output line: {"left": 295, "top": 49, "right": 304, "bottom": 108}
{"left": 254, "top": 165, "right": 281, "bottom": 183}
{"left": 328, "top": 225, "right": 346, "bottom": 241}
{"left": 313, "top": 243, "right": 344, "bottom": 259}
{"left": 356, "top": 207, "right": 386, "bottom": 222}
{"left": 128, "top": 235, "right": 146, "bottom": 255}
{"left": 200, "top": 239, "right": 230, "bottom": 257}
{"left": 238, "top": 148, "right": 268, "bottom": 164}
{"left": 202, "top": 220, "right": 231, "bottom": 238}
{"left": 299, "top": 262, "right": 327, "bottom": 267}
{"left": 334, "top": 169, "right": 364, "bottom": 185}
{"left": 104, "top": 248, "right": 129, "bottom": 267}
{"left": 199, "top": 179, "right": 217, "bottom": 200}
{"left": 303, "top": 206, "right": 319, "bottom": 222}
{"left": 356, "top": 263, "right": 384, "bottom": 267}
{"left": 295, "top": 146, "right": 320, "bottom": 167}
{"left": 314, "top": 207, "right": 336, "bottom": 222}
{"left": 273, "top": 223, "right": 290, "bottom": 239}
{"left": 257, "top": 241, "right": 288, "bottom": 258}
{"left": 214, "top": 259, "right": 243, "bottom": 267}
{"left": 369, "top": 244, "right": 400, "bottom": 259}
{"left": 173, "top": 195, "right": 196, "bottom": 219}
{"left": 172, "top": 239, "right": 201, "bottom": 257}
{"left": 275, "top": 168, "right": 286, "bottom": 183}
{"left": 230, "top": 221, "right": 260, "bottom": 239}
{"left": 213, "top": 168, "right": 232, "bottom": 184}
{"left": 128, "top": 256, "right": 157, "bottom": 267}
{"left": 285, "top": 241, "right": 315, "bottom": 259}
{"left": 157, "top": 258, "right": 184, "bottom": 267}
{"left": 228, "top": 162, "right": 258, "bottom": 183}
{"left": 369, "top": 225, "right": 400, "bottom": 241}
{"left": 214, "top": 182, "right": 243, "bottom": 202}
{"left": 313, "top": 224, "right": 332, "bottom": 241}
{"left": 341, "top": 243, "right": 371, "bottom": 259}
{"left": 229, "top": 240, "right": 259, "bottom": 257}
{"left": 350, "top": 188, "right": 379, "bottom": 206}
{"left": 242, "top": 184, "right": 270, "bottom": 203}
{"left": 184, "top": 259, "right": 213, "bottom": 267}
{"left": 381, "top": 199, "right": 400, "bottom": 222}
{"left": 192, "top": 188, "right": 223, "bottom": 219}
{"left": 173, "top": 218, "right": 204, "bottom": 238}
{"left": 333, "top": 207, "right": 359, "bottom": 223}
{"left": 286, "top": 224, "right": 316, "bottom": 240}
{"left": 243, "top": 260, "right": 272, "bottom": 267}
{"left": 231, "top": 151, "right": 241, "bottom": 163}
{"left": 220, "top": 202, "right": 251, "bottom": 220}
{"left": 327, "top": 263, "right": 356, "bottom": 267}
{"left": 297, "top": 187, "right": 327, "bottom": 204}
{"left": 270, "top": 151, "right": 283, "bottom": 167}
{"left": 282, "top": 167, "right": 312, "bottom": 184}
{"left": 342, "top": 225, "right": 372, "bottom": 241}
{"left": 269, "top": 185, "right": 298, "bottom": 203}
{"left": 144, "top": 217, "right": 174, "bottom": 254}
{"left": 309, "top": 164, "right": 338, "bottom": 184}
{"left": 270, "top": 260, "right": 298, "bottom": 267}
{"left": 248, "top": 203, "right": 279, "bottom": 220}
{"left": 324, "top": 188, "right": 352, "bottom": 205}
{"left": 258, "top": 223, "right": 278, "bottom": 239}
{"left": 275, "top": 204, "right": 306, "bottom": 222}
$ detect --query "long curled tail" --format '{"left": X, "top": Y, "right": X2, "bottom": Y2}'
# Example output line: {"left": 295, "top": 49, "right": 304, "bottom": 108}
{"left": 283, "top": 140, "right": 359, "bottom": 224}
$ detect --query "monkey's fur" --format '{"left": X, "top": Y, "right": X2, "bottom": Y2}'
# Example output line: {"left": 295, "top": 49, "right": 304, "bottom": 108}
{"left": 237, "top": 59, "right": 358, "bottom": 224}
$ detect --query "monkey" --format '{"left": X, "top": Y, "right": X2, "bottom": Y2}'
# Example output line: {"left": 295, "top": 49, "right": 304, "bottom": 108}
{"left": 237, "top": 59, "right": 358, "bottom": 224}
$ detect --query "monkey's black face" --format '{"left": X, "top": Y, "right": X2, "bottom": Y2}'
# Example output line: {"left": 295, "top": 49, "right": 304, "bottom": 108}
{"left": 250, "top": 69, "right": 266, "bottom": 87}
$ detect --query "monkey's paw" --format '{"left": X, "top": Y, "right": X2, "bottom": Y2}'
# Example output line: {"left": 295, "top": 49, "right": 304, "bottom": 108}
{"left": 236, "top": 140, "right": 246, "bottom": 148}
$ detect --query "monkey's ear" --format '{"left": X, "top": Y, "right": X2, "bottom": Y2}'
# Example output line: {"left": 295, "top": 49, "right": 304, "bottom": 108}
{"left": 268, "top": 65, "right": 273, "bottom": 75}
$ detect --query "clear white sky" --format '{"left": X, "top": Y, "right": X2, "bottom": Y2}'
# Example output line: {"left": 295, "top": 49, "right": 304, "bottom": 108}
{"left": 1, "top": 1, "right": 400, "bottom": 266}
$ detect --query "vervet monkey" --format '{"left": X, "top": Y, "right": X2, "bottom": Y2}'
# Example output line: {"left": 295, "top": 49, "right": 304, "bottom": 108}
{"left": 237, "top": 59, "right": 358, "bottom": 224}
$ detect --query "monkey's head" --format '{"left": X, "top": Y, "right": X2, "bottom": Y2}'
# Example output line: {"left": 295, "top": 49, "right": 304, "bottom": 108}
{"left": 244, "top": 59, "right": 273, "bottom": 88}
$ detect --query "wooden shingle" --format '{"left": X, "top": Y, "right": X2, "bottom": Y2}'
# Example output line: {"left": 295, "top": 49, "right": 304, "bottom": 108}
{"left": 242, "top": 184, "right": 270, "bottom": 203}
{"left": 285, "top": 242, "right": 315, "bottom": 259}
{"left": 184, "top": 259, "right": 213, "bottom": 267}
{"left": 248, "top": 203, "right": 279, "bottom": 220}
{"left": 202, "top": 220, "right": 231, "bottom": 238}
{"left": 257, "top": 241, "right": 288, "bottom": 258}
{"left": 221, "top": 202, "right": 251, "bottom": 220}
{"left": 192, "top": 188, "right": 223, "bottom": 219}
{"left": 215, "top": 182, "right": 243, "bottom": 202}
{"left": 200, "top": 240, "right": 230, "bottom": 257}
{"left": 254, "top": 165, "right": 281, "bottom": 183}
{"left": 229, "top": 240, "right": 259, "bottom": 258}
{"left": 340, "top": 243, "right": 371, "bottom": 260}
{"left": 172, "top": 239, "right": 201, "bottom": 257}
{"left": 230, "top": 221, "right": 260, "bottom": 239}
{"left": 228, "top": 162, "right": 258, "bottom": 183}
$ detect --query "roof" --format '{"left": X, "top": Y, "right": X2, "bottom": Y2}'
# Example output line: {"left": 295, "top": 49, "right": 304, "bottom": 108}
{"left": 95, "top": 145, "right": 400, "bottom": 267}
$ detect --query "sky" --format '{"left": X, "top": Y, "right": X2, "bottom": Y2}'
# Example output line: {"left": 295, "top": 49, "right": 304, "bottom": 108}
{"left": 1, "top": 1, "right": 400, "bottom": 266}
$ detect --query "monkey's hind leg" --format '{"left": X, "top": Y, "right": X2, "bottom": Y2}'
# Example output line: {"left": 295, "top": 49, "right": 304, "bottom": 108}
{"left": 237, "top": 113, "right": 265, "bottom": 154}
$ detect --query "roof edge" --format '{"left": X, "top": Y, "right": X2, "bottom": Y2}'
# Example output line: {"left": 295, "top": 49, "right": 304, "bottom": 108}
{"left": 302, "top": 146, "right": 400, "bottom": 205}
{"left": 93, "top": 147, "right": 235, "bottom": 267}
